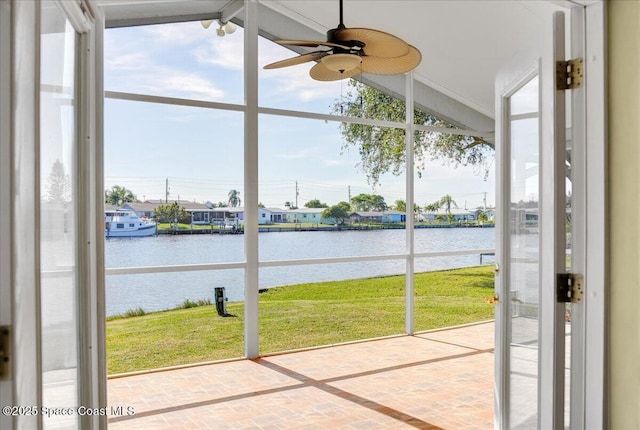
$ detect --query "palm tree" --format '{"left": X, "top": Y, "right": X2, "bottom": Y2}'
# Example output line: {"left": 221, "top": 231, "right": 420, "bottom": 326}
{"left": 438, "top": 194, "right": 458, "bottom": 215}
{"left": 105, "top": 185, "right": 137, "bottom": 207}
{"left": 228, "top": 189, "right": 241, "bottom": 207}
{"left": 424, "top": 202, "right": 440, "bottom": 213}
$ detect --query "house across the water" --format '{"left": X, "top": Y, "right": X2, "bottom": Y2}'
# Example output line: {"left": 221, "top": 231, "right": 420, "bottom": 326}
{"left": 122, "top": 200, "right": 214, "bottom": 225}
{"left": 350, "top": 211, "right": 407, "bottom": 223}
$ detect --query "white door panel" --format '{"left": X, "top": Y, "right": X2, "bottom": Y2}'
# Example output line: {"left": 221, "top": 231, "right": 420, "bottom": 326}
{"left": 0, "top": 1, "right": 104, "bottom": 428}
{"left": 495, "top": 8, "right": 575, "bottom": 430}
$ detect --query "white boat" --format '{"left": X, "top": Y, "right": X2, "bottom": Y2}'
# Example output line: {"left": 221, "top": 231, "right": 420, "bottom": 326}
{"left": 105, "top": 209, "right": 156, "bottom": 237}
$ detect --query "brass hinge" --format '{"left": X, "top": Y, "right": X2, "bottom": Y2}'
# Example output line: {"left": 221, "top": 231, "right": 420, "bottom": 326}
{"left": 0, "top": 326, "right": 9, "bottom": 380}
{"left": 485, "top": 295, "right": 500, "bottom": 305}
{"left": 557, "top": 273, "right": 584, "bottom": 303}
{"left": 556, "top": 58, "right": 584, "bottom": 90}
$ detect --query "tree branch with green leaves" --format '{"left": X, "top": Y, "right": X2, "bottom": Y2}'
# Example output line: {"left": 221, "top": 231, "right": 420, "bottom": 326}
{"left": 105, "top": 185, "right": 138, "bottom": 207}
{"left": 332, "top": 80, "right": 494, "bottom": 186}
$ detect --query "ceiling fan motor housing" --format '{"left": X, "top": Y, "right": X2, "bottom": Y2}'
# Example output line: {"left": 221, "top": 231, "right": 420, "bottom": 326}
{"left": 328, "top": 26, "right": 365, "bottom": 55}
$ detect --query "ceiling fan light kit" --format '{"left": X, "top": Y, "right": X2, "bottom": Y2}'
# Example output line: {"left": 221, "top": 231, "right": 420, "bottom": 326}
{"left": 223, "top": 21, "right": 237, "bottom": 34}
{"left": 201, "top": 19, "right": 237, "bottom": 37}
{"left": 263, "top": 0, "right": 421, "bottom": 81}
{"left": 321, "top": 53, "right": 362, "bottom": 73}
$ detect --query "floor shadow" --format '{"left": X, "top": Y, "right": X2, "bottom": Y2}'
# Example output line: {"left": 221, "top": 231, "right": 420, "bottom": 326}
{"left": 254, "top": 358, "right": 445, "bottom": 429}
{"left": 109, "top": 336, "right": 493, "bottom": 427}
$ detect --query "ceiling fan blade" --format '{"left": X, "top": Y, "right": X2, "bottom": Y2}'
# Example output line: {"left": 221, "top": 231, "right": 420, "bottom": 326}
{"left": 334, "top": 28, "right": 409, "bottom": 58}
{"left": 309, "top": 61, "right": 362, "bottom": 81}
{"left": 276, "top": 39, "right": 352, "bottom": 50}
{"left": 263, "top": 51, "right": 328, "bottom": 70}
{"left": 360, "top": 45, "right": 422, "bottom": 75}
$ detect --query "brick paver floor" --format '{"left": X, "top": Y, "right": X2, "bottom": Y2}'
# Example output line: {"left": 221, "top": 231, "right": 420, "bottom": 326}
{"left": 107, "top": 321, "right": 494, "bottom": 429}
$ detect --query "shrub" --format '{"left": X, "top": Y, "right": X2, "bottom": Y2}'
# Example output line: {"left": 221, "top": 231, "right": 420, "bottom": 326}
{"left": 180, "top": 298, "right": 212, "bottom": 309}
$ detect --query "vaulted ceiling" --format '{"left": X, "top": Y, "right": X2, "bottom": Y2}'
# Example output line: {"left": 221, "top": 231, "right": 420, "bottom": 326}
{"left": 97, "top": 0, "right": 570, "bottom": 134}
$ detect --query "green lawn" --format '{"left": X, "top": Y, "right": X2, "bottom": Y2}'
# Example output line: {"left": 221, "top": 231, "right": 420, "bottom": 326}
{"left": 107, "top": 265, "right": 495, "bottom": 375}
{"left": 155, "top": 222, "right": 495, "bottom": 232}
{"left": 156, "top": 223, "right": 218, "bottom": 231}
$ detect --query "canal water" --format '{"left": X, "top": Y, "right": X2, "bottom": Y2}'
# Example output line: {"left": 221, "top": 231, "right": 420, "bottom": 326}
{"left": 105, "top": 227, "right": 495, "bottom": 316}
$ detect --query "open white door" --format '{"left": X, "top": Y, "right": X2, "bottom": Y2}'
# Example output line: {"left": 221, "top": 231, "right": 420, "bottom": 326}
{"left": 0, "top": 1, "right": 105, "bottom": 428}
{"left": 494, "top": 5, "right": 591, "bottom": 429}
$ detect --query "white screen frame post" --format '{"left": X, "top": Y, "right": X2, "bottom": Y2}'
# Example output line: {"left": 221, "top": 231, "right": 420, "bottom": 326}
{"left": 244, "top": 0, "right": 259, "bottom": 359}
{"left": 405, "top": 71, "right": 415, "bottom": 335}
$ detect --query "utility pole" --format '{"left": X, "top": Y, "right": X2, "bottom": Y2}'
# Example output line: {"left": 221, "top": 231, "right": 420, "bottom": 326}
{"left": 348, "top": 185, "right": 351, "bottom": 205}
{"left": 295, "top": 181, "right": 299, "bottom": 209}
{"left": 165, "top": 178, "right": 169, "bottom": 203}
{"left": 483, "top": 192, "right": 487, "bottom": 210}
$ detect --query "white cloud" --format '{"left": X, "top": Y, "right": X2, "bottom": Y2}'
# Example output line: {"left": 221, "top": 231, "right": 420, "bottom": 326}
{"left": 106, "top": 64, "right": 225, "bottom": 101}
{"left": 260, "top": 64, "right": 342, "bottom": 103}
{"left": 277, "top": 148, "right": 317, "bottom": 160}
{"left": 323, "top": 158, "right": 345, "bottom": 166}
{"left": 105, "top": 24, "right": 227, "bottom": 101}
{"left": 195, "top": 30, "right": 335, "bottom": 104}
{"left": 104, "top": 29, "right": 153, "bottom": 71}
{"left": 144, "top": 22, "right": 207, "bottom": 47}
{"left": 108, "top": 24, "right": 341, "bottom": 104}
{"left": 194, "top": 35, "right": 244, "bottom": 71}
{"left": 107, "top": 52, "right": 151, "bottom": 71}
{"left": 158, "top": 72, "right": 225, "bottom": 100}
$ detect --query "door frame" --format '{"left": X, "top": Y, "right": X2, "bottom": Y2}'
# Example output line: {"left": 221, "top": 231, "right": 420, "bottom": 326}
{"left": 575, "top": 2, "right": 607, "bottom": 428}
{"left": 0, "top": 1, "right": 17, "bottom": 426}
{"left": 494, "top": 1, "right": 606, "bottom": 429}
{"left": 76, "top": 1, "right": 107, "bottom": 428}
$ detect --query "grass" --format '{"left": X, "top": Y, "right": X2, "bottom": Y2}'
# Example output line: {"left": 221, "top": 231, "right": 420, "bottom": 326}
{"left": 106, "top": 265, "right": 495, "bottom": 375}
{"left": 157, "top": 223, "right": 218, "bottom": 231}
{"left": 106, "top": 299, "right": 212, "bottom": 321}
{"left": 261, "top": 222, "right": 495, "bottom": 229}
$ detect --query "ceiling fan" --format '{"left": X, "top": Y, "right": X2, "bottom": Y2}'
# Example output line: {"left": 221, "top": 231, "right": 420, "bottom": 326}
{"left": 263, "top": 0, "right": 421, "bottom": 81}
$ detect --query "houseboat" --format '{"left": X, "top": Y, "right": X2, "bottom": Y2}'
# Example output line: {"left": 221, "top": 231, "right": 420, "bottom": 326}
{"left": 105, "top": 209, "right": 156, "bottom": 237}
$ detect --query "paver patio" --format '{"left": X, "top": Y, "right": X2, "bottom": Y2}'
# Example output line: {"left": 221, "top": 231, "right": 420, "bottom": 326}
{"left": 107, "top": 321, "right": 494, "bottom": 429}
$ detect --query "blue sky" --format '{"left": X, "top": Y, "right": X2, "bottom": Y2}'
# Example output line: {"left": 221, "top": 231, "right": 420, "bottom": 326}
{"left": 104, "top": 21, "right": 495, "bottom": 210}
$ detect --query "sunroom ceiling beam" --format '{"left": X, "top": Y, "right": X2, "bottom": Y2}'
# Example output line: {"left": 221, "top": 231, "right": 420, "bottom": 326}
{"left": 103, "top": 1, "right": 226, "bottom": 28}
{"left": 220, "top": 0, "right": 244, "bottom": 24}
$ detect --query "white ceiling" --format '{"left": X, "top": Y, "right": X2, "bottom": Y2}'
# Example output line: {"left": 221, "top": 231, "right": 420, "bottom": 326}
{"left": 260, "top": 1, "right": 565, "bottom": 119}
{"left": 97, "top": 0, "right": 569, "bottom": 132}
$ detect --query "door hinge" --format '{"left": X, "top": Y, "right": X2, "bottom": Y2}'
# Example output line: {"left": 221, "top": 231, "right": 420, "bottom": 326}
{"left": 557, "top": 273, "right": 584, "bottom": 303}
{"left": 556, "top": 58, "right": 584, "bottom": 90}
{"left": 0, "top": 326, "right": 9, "bottom": 380}
{"left": 485, "top": 295, "right": 500, "bottom": 305}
